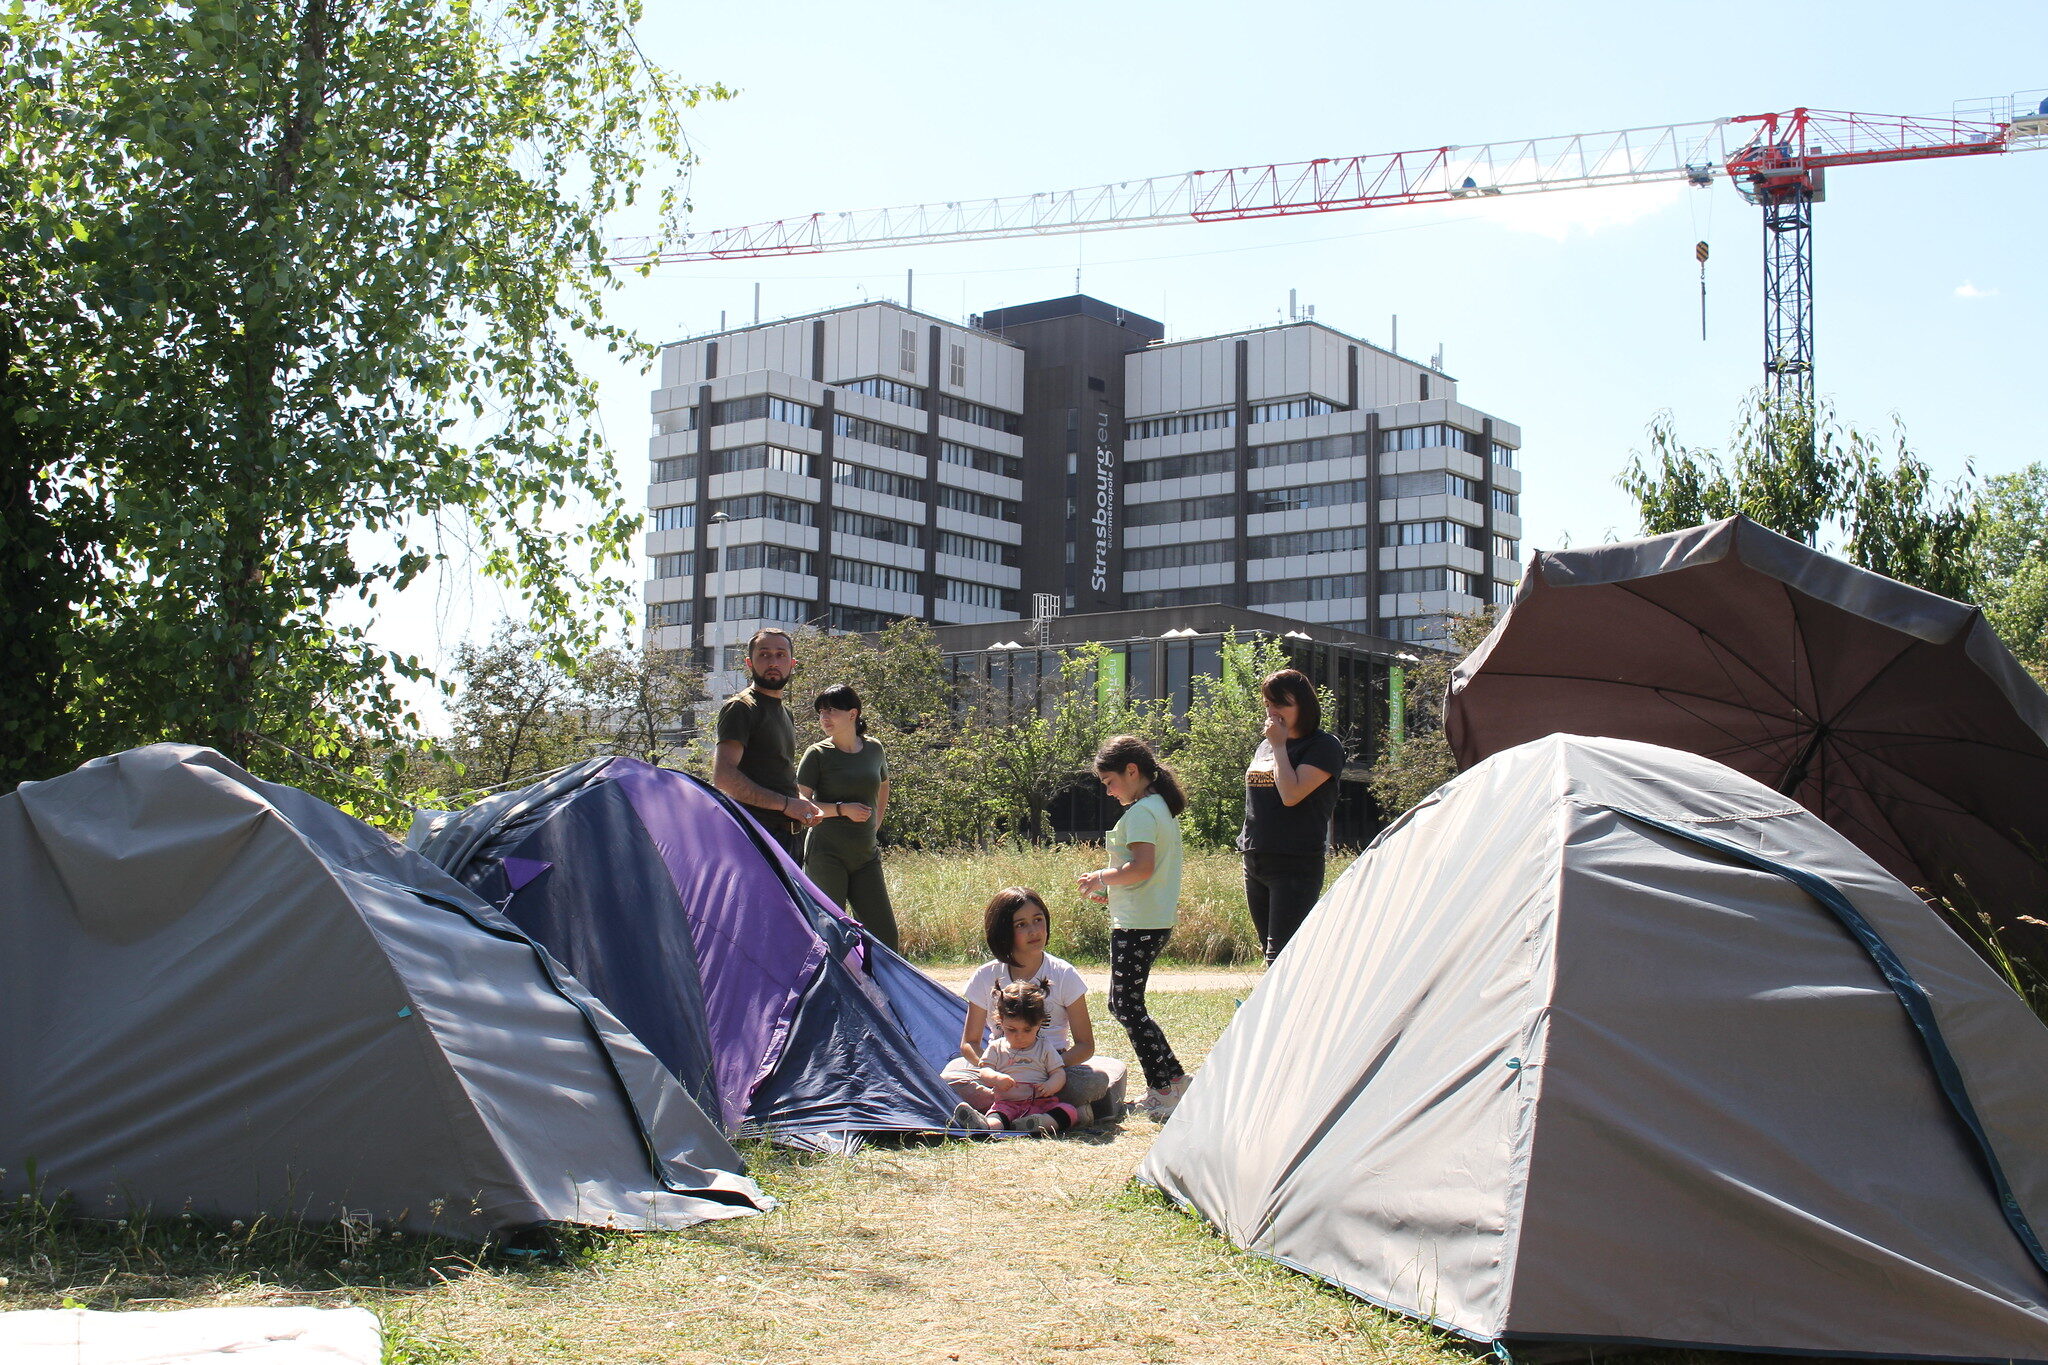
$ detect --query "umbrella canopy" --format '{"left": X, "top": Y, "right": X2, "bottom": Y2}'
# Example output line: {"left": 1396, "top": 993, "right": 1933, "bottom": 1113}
{"left": 1448, "top": 516, "right": 2048, "bottom": 973}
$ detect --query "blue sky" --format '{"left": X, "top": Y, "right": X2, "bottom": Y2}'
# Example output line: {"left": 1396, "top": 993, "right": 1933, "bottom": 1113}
{"left": 395, "top": 0, "right": 2048, "bottom": 661}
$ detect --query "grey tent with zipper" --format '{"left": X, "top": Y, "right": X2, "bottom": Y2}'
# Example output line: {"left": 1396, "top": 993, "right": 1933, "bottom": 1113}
{"left": 1138, "top": 733, "right": 2048, "bottom": 1361}
{"left": 0, "top": 745, "right": 770, "bottom": 1240}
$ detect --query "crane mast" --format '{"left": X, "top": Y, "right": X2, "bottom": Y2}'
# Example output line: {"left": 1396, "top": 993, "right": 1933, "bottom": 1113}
{"left": 624, "top": 100, "right": 2047, "bottom": 407}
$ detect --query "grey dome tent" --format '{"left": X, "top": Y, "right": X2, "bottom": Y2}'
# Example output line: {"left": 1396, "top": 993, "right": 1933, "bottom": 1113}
{"left": 1138, "top": 734, "right": 2048, "bottom": 1361}
{"left": 0, "top": 745, "right": 770, "bottom": 1239}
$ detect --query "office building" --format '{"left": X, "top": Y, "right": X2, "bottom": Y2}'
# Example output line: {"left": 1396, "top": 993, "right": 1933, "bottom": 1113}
{"left": 644, "top": 303, "right": 1029, "bottom": 670}
{"left": 645, "top": 296, "right": 1521, "bottom": 662}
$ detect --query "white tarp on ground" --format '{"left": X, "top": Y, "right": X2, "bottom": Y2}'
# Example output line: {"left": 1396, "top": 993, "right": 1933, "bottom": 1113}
{"left": 1138, "top": 733, "right": 2048, "bottom": 1360}
{"left": 0, "top": 1307, "right": 379, "bottom": 1364}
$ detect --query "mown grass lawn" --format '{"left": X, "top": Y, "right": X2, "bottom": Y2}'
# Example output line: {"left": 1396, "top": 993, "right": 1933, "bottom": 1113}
{"left": 3, "top": 986, "right": 1860, "bottom": 1365}
{"left": 3, "top": 992, "right": 1462, "bottom": 1365}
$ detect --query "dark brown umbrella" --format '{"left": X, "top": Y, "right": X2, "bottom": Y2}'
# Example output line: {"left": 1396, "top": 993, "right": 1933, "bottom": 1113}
{"left": 1448, "top": 515, "right": 2048, "bottom": 973}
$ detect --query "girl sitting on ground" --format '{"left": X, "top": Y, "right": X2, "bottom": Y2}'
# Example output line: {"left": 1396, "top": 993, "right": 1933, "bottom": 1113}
{"left": 943, "top": 887, "right": 1129, "bottom": 1122}
{"left": 971, "top": 981, "right": 1082, "bottom": 1136}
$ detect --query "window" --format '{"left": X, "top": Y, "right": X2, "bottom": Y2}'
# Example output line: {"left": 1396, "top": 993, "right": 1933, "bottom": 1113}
{"left": 704, "top": 395, "right": 814, "bottom": 428}
{"left": 653, "top": 504, "right": 696, "bottom": 532}
{"left": 1125, "top": 492, "right": 1236, "bottom": 528}
{"left": 714, "top": 494, "right": 814, "bottom": 527}
{"left": 721, "top": 593, "right": 811, "bottom": 624}
{"left": 653, "top": 552, "right": 695, "bottom": 579}
{"left": 937, "top": 485, "right": 1020, "bottom": 523}
{"left": 1492, "top": 441, "right": 1518, "bottom": 469}
{"left": 1382, "top": 567, "right": 1478, "bottom": 596}
{"left": 1494, "top": 535, "right": 1521, "bottom": 561}
{"left": 1125, "top": 409, "right": 1234, "bottom": 441}
{"left": 648, "top": 601, "right": 692, "bottom": 627}
{"left": 838, "top": 376, "right": 925, "bottom": 409}
{"left": 1125, "top": 448, "right": 1235, "bottom": 484}
{"left": 1248, "top": 478, "right": 1370, "bottom": 515}
{"left": 712, "top": 444, "right": 815, "bottom": 478}
{"left": 941, "top": 578, "right": 1016, "bottom": 611}
{"left": 1380, "top": 520, "right": 1486, "bottom": 550}
{"left": 1419, "top": 374, "right": 1431, "bottom": 401}
{"left": 835, "top": 558, "right": 920, "bottom": 595}
{"left": 1491, "top": 488, "right": 1519, "bottom": 516}
{"left": 833, "top": 508, "right": 923, "bottom": 548}
{"left": 1087, "top": 375, "right": 1106, "bottom": 392}
{"left": 1249, "top": 432, "right": 1371, "bottom": 470}
{"left": 828, "top": 604, "right": 899, "bottom": 633}
{"left": 948, "top": 344, "right": 966, "bottom": 388}
{"left": 899, "top": 327, "right": 917, "bottom": 373}
{"left": 1249, "top": 397, "right": 1335, "bottom": 424}
{"left": 1125, "top": 587, "right": 1222, "bottom": 609}
{"left": 1491, "top": 579, "right": 1518, "bottom": 606}
{"left": 833, "top": 412, "right": 921, "bottom": 453}
{"left": 936, "top": 393, "right": 1022, "bottom": 434}
{"left": 651, "top": 455, "right": 698, "bottom": 484}
{"left": 723, "top": 544, "right": 813, "bottom": 576}
{"left": 1379, "top": 424, "right": 1484, "bottom": 455}
{"left": 938, "top": 530, "right": 1019, "bottom": 567}
{"left": 1125, "top": 540, "right": 1234, "bottom": 572}
{"left": 1248, "top": 525, "right": 1369, "bottom": 560}
{"left": 833, "top": 461, "right": 924, "bottom": 501}
{"left": 1249, "top": 574, "right": 1369, "bottom": 605}
{"left": 941, "top": 440, "right": 1022, "bottom": 481}
{"left": 1382, "top": 470, "right": 1481, "bottom": 501}
{"left": 1385, "top": 615, "right": 1446, "bottom": 644}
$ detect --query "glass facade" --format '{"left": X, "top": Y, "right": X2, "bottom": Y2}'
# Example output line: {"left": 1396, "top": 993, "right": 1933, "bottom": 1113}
{"left": 838, "top": 376, "right": 925, "bottom": 408}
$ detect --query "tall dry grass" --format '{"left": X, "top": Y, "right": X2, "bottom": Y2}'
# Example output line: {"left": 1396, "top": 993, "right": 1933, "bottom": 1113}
{"left": 884, "top": 842, "right": 1348, "bottom": 966}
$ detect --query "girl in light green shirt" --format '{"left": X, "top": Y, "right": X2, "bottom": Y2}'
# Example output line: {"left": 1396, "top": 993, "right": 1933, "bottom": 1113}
{"left": 1077, "top": 734, "right": 1192, "bottom": 1120}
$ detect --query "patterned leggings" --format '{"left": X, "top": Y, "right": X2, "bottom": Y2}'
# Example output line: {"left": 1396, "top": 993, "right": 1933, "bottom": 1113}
{"left": 1108, "top": 928, "right": 1183, "bottom": 1092}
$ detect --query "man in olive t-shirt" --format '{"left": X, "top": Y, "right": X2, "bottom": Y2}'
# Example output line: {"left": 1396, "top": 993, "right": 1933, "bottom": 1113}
{"left": 713, "top": 628, "right": 821, "bottom": 857}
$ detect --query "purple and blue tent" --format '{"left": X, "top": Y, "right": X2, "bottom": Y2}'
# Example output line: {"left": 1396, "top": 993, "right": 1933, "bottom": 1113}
{"left": 410, "top": 758, "right": 972, "bottom": 1153}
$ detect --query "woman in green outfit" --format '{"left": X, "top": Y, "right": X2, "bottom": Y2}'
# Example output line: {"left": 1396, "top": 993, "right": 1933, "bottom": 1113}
{"left": 796, "top": 684, "right": 898, "bottom": 952}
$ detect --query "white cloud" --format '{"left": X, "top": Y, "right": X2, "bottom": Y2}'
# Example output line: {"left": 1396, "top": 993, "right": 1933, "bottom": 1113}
{"left": 1955, "top": 281, "right": 1999, "bottom": 299}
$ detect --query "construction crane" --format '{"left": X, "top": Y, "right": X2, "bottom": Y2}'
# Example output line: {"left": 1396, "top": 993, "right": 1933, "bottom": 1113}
{"left": 614, "top": 96, "right": 2048, "bottom": 411}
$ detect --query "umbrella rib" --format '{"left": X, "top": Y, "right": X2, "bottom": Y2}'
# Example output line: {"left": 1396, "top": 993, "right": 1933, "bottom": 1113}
{"left": 1827, "top": 730, "right": 2043, "bottom": 841}
{"left": 1460, "top": 669, "right": 1804, "bottom": 725}
{"left": 1637, "top": 689, "right": 1798, "bottom": 764}
{"left": 1797, "top": 726, "right": 2048, "bottom": 766}
{"left": 1609, "top": 582, "right": 1808, "bottom": 716}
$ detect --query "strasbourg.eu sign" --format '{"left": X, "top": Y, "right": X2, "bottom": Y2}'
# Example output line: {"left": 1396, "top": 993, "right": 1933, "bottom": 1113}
{"left": 1089, "top": 409, "right": 1115, "bottom": 594}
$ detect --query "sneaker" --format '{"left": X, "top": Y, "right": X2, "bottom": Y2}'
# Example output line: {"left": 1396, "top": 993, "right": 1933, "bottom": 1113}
{"left": 1142, "top": 1073, "right": 1194, "bottom": 1120}
{"left": 1013, "top": 1113, "right": 1059, "bottom": 1138}
{"left": 949, "top": 1101, "right": 988, "bottom": 1133}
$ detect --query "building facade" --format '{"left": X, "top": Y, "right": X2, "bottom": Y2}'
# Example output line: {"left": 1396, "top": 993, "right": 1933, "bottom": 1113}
{"left": 646, "top": 296, "right": 1521, "bottom": 660}
{"left": 645, "top": 303, "right": 1029, "bottom": 669}
{"left": 1116, "top": 320, "right": 1522, "bottom": 644}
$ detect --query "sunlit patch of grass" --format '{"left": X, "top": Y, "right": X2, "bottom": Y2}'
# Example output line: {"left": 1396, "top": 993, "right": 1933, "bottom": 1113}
{"left": 886, "top": 842, "right": 1348, "bottom": 966}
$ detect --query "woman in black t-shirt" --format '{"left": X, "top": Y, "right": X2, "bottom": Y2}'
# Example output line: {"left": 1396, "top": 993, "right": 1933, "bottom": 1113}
{"left": 1238, "top": 668, "right": 1346, "bottom": 964}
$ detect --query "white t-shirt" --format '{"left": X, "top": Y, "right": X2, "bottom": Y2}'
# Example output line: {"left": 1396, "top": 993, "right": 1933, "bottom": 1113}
{"left": 963, "top": 953, "right": 1089, "bottom": 1053}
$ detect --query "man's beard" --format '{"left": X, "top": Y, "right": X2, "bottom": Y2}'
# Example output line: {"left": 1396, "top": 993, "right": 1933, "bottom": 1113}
{"left": 748, "top": 664, "right": 789, "bottom": 689}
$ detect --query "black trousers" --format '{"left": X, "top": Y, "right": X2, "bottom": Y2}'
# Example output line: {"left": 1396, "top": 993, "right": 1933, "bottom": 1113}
{"left": 1244, "top": 850, "right": 1325, "bottom": 965}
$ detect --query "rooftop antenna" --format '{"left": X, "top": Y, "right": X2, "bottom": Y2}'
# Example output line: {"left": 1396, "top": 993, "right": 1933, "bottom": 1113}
{"left": 752, "top": 283, "right": 760, "bottom": 325}
{"left": 718, "top": 309, "right": 726, "bottom": 331}
{"left": 1289, "top": 288, "right": 1298, "bottom": 321}
{"left": 1391, "top": 314, "right": 1399, "bottom": 355}
{"left": 1431, "top": 345, "right": 1444, "bottom": 371}
{"left": 906, "top": 268, "right": 914, "bottom": 312}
